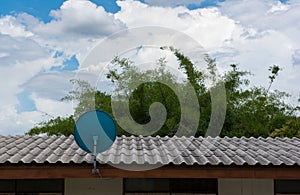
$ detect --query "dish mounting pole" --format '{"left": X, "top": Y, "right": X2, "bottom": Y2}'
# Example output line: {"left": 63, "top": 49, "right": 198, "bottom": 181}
{"left": 92, "top": 135, "right": 100, "bottom": 175}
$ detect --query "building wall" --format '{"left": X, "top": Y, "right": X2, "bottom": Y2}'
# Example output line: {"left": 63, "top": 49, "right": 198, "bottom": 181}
{"left": 65, "top": 178, "right": 274, "bottom": 195}
{"left": 65, "top": 178, "right": 123, "bottom": 195}
{"left": 218, "top": 178, "right": 274, "bottom": 195}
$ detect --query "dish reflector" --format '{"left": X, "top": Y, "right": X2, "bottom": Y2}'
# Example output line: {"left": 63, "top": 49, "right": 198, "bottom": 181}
{"left": 74, "top": 110, "right": 117, "bottom": 153}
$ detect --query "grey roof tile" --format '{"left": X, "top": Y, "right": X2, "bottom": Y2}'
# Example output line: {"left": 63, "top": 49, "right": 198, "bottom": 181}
{"left": 46, "top": 153, "right": 60, "bottom": 163}
{"left": 20, "top": 153, "right": 35, "bottom": 163}
{"left": 19, "top": 147, "right": 31, "bottom": 156}
{"left": 6, "top": 147, "right": 18, "bottom": 155}
{"left": 230, "top": 154, "right": 247, "bottom": 165}
{"left": 278, "top": 155, "right": 295, "bottom": 165}
{"left": 256, "top": 155, "right": 271, "bottom": 165}
{"left": 0, "top": 135, "right": 300, "bottom": 166}
{"left": 241, "top": 155, "right": 257, "bottom": 165}
{"left": 0, "top": 153, "right": 10, "bottom": 163}
{"left": 193, "top": 155, "right": 210, "bottom": 165}
{"left": 8, "top": 153, "right": 22, "bottom": 163}
{"left": 70, "top": 153, "right": 84, "bottom": 163}
{"left": 30, "top": 147, "right": 42, "bottom": 156}
{"left": 60, "top": 153, "right": 72, "bottom": 163}
{"left": 0, "top": 147, "right": 7, "bottom": 155}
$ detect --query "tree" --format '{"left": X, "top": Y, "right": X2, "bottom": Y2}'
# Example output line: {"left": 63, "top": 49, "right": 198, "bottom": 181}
{"left": 28, "top": 49, "right": 298, "bottom": 138}
{"left": 27, "top": 115, "right": 75, "bottom": 136}
{"left": 165, "top": 48, "right": 296, "bottom": 137}
{"left": 220, "top": 64, "right": 295, "bottom": 137}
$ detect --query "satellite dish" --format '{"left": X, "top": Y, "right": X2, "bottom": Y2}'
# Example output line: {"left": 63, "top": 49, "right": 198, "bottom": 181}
{"left": 74, "top": 110, "right": 117, "bottom": 153}
{"left": 74, "top": 110, "right": 117, "bottom": 174}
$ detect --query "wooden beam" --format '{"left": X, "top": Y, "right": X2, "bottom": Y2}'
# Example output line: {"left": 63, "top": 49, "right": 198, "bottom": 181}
{"left": 1, "top": 164, "right": 300, "bottom": 179}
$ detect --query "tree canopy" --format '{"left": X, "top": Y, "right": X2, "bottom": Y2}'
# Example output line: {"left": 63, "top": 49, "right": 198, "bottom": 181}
{"left": 27, "top": 49, "right": 299, "bottom": 138}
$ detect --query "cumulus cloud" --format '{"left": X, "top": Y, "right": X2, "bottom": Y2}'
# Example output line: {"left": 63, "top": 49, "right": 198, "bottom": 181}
{"left": 143, "top": 0, "right": 205, "bottom": 7}
{"left": 0, "top": 15, "right": 33, "bottom": 37}
{"left": 218, "top": 0, "right": 300, "bottom": 33}
{"left": 0, "top": 34, "right": 59, "bottom": 135}
{"left": 31, "top": 93, "right": 73, "bottom": 118}
{"left": 27, "top": 0, "right": 127, "bottom": 63}
{"left": 268, "top": 1, "right": 289, "bottom": 13}
{"left": 211, "top": 0, "right": 300, "bottom": 100}
{"left": 0, "top": 109, "right": 43, "bottom": 135}
{"left": 23, "top": 71, "right": 75, "bottom": 100}
{"left": 0, "top": 35, "right": 52, "bottom": 67}
{"left": 0, "top": 34, "right": 57, "bottom": 109}
{"left": 34, "top": 0, "right": 126, "bottom": 37}
{"left": 115, "top": 0, "right": 242, "bottom": 50}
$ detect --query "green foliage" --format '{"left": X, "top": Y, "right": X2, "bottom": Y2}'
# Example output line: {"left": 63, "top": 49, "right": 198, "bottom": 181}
{"left": 61, "top": 79, "right": 98, "bottom": 117}
{"left": 27, "top": 48, "right": 299, "bottom": 138}
{"left": 223, "top": 87, "right": 294, "bottom": 137}
{"left": 107, "top": 56, "right": 181, "bottom": 136}
{"left": 161, "top": 46, "right": 206, "bottom": 94}
{"left": 220, "top": 63, "right": 295, "bottom": 137}
{"left": 27, "top": 115, "right": 75, "bottom": 136}
{"left": 267, "top": 65, "right": 281, "bottom": 93}
{"left": 270, "top": 118, "right": 300, "bottom": 138}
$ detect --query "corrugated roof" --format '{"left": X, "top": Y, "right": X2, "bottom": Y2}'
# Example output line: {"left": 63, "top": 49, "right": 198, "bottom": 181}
{"left": 0, "top": 135, "right": 300, "bottom": 166}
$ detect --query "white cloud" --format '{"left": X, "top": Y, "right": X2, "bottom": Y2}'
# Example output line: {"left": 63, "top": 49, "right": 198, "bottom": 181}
{"left": 29, "top": 0, "right": 126, "bottom": 63}
{"left": 115, "top": 0, "right": 243, "bottom": 50}
{"left": 31, "top": 93, "right": 73, "bottom": 118}
{"left": 218, "top": 0, "right": 300, "bottom": 34}
{"left": 0, "top": 35, "right": 53, "bottom": 66}
{"left": 0, "top": 35, "right": 60, "bottom": 135}
{"left": 34, "top": 0, "right": 126, "bottom": 37}
{"left": 0, "top": 109, "right": 43, "bottom": 135}
{"left": 268, "top": 1, "right": 289, "bottom": 13}
{"left": 0, "top": 15, "right": 33, "bottom": 37}
{"left": 210, "top": 0, "right": 300, "bottom": 104}
{"left": 0, "top": 34, "right": 57, "bottom": 109}
{"left": 143, "top": 0, "right": 205, "bottom": 7}
{"left": 23, "top": 71, "right": 75, "bottom": 100}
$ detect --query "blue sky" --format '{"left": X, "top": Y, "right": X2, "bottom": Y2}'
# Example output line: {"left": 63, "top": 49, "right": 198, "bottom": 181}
{"left": 0, "top": 0, "right": 299, "bottom": 135}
